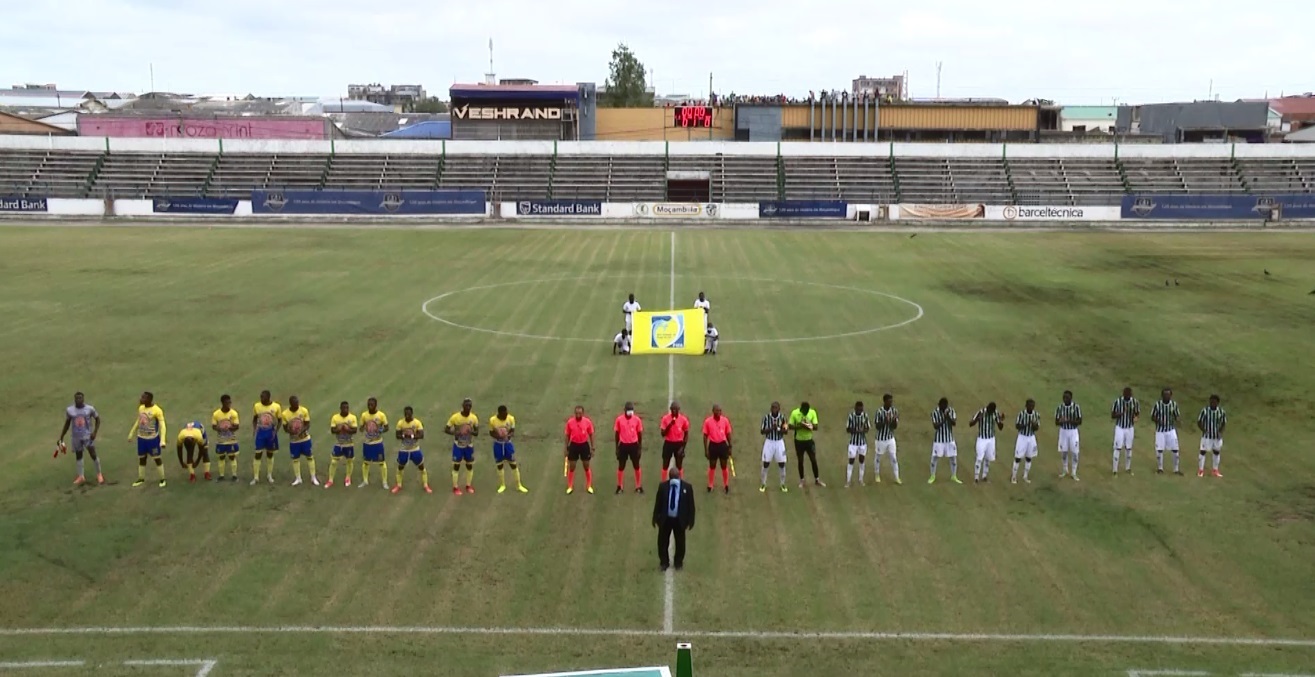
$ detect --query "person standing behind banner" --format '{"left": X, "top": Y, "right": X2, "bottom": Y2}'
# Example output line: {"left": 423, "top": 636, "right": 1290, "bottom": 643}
{"left": 653, "top": 474, "right": 696, "bottom": 572}
{"left": 622, "top": 293, "right": 641, "bottom": 333}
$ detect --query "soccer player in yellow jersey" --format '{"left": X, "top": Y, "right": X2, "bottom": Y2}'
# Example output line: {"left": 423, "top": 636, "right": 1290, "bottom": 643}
{"left": 446, "top": 398, "right": 480, "bottom": 495}
{"left": 127, "top": 391, "right": 167, "bottom": 488}
{"left": 251, "top": 390, "right": 282, "bottom": 485}
{"left": 488, "top": 404, "right": 527, "bottom": 494}
{"left": 281, "top": 395, "right": 317, "bottom": 486}
{"left": 326, "top": 401, "right": 358, "bottom": 489}
{"left": 211, "top": 394, "right": 241, "bottom": 482}
{"left": 176, "top": 420, "right": 210, "bottom": 482}
{"left": 393, "top": 406, "right": 430, "bottom": 494}
{"left": 358, "top": 397, "right": 390, "bottom": 489}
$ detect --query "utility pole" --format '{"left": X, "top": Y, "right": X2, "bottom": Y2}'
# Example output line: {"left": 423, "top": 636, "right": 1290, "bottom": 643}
{"left": 708, "top": 72, "right": 714, "bottom": 140}
{"left": 935, "top": 62, "right": 942, "bottom": 99}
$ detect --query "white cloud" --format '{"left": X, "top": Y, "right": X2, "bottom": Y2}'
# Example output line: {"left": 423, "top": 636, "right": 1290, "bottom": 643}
{"left": 1, "top": 0, "right": 1309, "bottom": 103}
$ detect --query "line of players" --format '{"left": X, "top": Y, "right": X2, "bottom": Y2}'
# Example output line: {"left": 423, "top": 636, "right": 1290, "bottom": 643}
{"left": 56, "top": 387, "right": 1228, "bottom": 494}
{"left": 58, "top": 391, "right": 524, "bottom": 495}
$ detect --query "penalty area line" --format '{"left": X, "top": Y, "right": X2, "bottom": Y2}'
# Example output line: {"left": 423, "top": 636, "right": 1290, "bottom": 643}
{"left": 1, "top": 626, "right": 1315, "bottom": 647}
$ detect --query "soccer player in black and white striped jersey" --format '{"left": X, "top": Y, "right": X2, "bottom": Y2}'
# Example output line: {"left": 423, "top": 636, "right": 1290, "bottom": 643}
{"left": 759, "top": 402, "right": 789, "bottom": 492}
{"left": 1152, "top": 388, "right": 1182, "bottom": 475}
{"left": 873, "top": 394, "right": 902, "bottom": 484}
{"left": 1110, "top": 387, "right": 1139, "bottom": 475}
{"left": 845, "top": 402, "right": 871, "bottom": 487}
{"left": 1011, "top": 399, "right": 1042, "bottom": 484}
{"left": 1196, "top": 395, "right": 1227, "bottom": 478}
{"left": 970, "top": 402, "right": 1004, "bottom": 483}
{"left": 928, "top": 398, "right": 960, "bottom": 484}
{"left": 1055, "top": 391, "right": 1083, "bottom": 481}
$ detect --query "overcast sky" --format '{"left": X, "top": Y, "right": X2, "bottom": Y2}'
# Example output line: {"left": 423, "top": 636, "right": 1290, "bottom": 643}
{"left": 2, "top": 0, "right": 1310, "bottom": 104}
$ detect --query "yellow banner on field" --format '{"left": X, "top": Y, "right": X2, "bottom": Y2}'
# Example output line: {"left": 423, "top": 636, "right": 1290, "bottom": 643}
{"left": 631, "top": 309, "right": 707, "bottom": 356}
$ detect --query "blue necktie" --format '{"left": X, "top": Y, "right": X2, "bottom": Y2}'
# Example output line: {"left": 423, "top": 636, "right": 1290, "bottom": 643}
{"left": 667, "top": 480, "right": 681, "bottom": 519}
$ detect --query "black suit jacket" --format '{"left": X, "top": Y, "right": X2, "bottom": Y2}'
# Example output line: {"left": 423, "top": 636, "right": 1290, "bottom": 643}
{"left": 652, "top": 479, "right": 696, "bottom": 529}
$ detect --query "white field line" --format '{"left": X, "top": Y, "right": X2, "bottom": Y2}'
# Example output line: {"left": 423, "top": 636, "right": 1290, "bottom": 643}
{"left": 1126, "top": 671, "right": 1211, "bottom": 677}
{"left": 663, "top": 230, "right": 676, "bottom": 636}
{"left": 123, "top": 659, "right": 218, "bottom": 677}
{"left": 1239, "top": 673, "right": 1315, "bottom": 677}
{"left": 2, "top": 626, "right": 1315, "bottom": 647}
{"left": 0, "top": 661, "right": 85, "bottom": 669}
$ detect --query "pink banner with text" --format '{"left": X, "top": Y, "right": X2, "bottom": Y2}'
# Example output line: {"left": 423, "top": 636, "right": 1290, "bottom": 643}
{"left": 76, "top": 115, "right": 330, "bottom": 140}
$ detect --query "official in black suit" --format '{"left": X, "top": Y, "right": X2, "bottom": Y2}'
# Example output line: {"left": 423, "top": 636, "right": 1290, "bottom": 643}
{"left": 653, "top": 476, "right": 696, "bottom": 571}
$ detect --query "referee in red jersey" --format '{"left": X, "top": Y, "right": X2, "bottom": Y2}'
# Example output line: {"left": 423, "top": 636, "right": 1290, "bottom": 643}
{"left": 702, "top": 404, "right": 733, "bottom": 493}
{"left": 659, "top": 401, "right": 691, "bottom": 482}
{"left": 564, "top": 405, "right": 595, "bottom": 495}
{"left": 614, "top": 402, "right": 644, "bottom": 494}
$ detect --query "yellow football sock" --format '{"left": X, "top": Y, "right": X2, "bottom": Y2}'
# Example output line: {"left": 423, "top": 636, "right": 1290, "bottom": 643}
{"left": 465, "top": 463, "right": 475, "bottom": 486}
{"left": 362, "top": 461, "right": 371, "bottom": 483}
{"left": 379, "top": 462, "right": 388, "bottom": 485}
{"left": 264, "top": 455, "right": 274, "bottom": 476}
{"left": 395, "top": 467, "right": 403, "bottom": 489}
{"left": 186, "top": 463, "right": 194, "bottom": 475}
{"left": 307, "top": 457, "right": 317, "bottom": 478}
{"left": 137, "top": 464, "right": 146, "bottom": 481}
{"left": 156, "top": 463, "right": 166, "bottom": 480}
{"left": 216, "top": 457, "right": 225, "bottom": 475}
{"left": 203, "top": 461, "right": 211, "bottom": 474}
{"left": 421, "top": 469, "right": 429, "bottom": 488}
{"left": 328, "top": 458, "right": 338, "bottom": 481}
{"left": 497, "top": 465, "right": 506, "bottom": 488}
{"left": 346, "top": 459, "right": 355, "bottom": 481}
{"left": 514, "top": 465, "right": 524, "bottom": 487}
{"left": 253, "top": 457, "right": 261, "bottom": 481}
{"left": 451, "top": 466, "right": 460, "bottom": 488}
{"left": 292, "top": 458, "right": 302, "bottom": 480}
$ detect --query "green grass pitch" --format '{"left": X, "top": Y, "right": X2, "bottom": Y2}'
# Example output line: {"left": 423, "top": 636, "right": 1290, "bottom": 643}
{"left": 1, "top": 224, "right": 1314, "bottom": 676}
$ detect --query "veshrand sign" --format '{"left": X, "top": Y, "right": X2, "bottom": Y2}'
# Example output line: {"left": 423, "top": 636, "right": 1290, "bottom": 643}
{"left": 0, "top": 196, "right": 48, "bottom": 212}
{"left": 452, "top": 106, "right": 563, "bottom": 120}
{"left": 992, "top": 205, "right": 1120, "bottom": 221}
{"left": 515, "top": 200, "right": 602, "bottom": 217}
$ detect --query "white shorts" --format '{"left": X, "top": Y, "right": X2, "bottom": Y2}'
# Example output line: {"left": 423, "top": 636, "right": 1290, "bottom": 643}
{"left": 847, "top": 444, "right": 867, "bottom": 459}
{"left": 1014, "top": 435, "right": 1038, "bottom": 459}
{"left": 1057, "top": 428, "right": 1080, "bottom": 453}
{"left": 1155, "top": 430, "right": 1179, "bottom": 451}
{"left": 932, "top": 441, "right": 957, "bottom": 458}
{"left": 975, "top": 438, "right": 996, "bottom": 463}
{"left": 875, "top": 438, "right": 897, "bottom": 459}
{"left": 624, "top": 315, "right": 633, "bottom": 332}
{"left": 762, "top": 439, "right": 787, "bottom": 464}
{"left": 1200, "top": 437, "right": 1222, "bottom": 453}
{"left": 1114, "top": 426, "right": 1134, "bottom": 450}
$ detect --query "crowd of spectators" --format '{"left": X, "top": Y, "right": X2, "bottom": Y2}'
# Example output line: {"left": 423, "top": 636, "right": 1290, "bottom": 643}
{"left": 660, "top": 91, "right": 898, "bottom": 107}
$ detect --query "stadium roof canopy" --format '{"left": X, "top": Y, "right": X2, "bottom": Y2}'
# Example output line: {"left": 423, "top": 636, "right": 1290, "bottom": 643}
{"left": 450, "top": 83, "right": 579, "bottom": 102}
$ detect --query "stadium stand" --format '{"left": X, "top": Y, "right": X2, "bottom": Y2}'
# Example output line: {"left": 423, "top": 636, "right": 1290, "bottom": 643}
{"left": 5, "top": 145, "right": 1315, "bottom": 204}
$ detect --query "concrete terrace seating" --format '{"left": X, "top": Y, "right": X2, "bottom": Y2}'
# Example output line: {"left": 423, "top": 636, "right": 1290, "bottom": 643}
{"left": 549, "top": 156, "right": 611, "bottom": 200}
{"left": 891, "top": 158, "right": 960, "bottom": 203}
{"left": 438, "top": 155, "right": 498, "bottom": 195}
{"left": 379, "top": 156, "right": 441, "bottom": 190}
{"left": 1007, "top": 158, "right": 1075, "bottom": 205}
{"left": 207, "top": 154, "right": 276, "bottom": 197}
{"left": 491, "top": 156, "right": 553, "bottom": 201}
{"left": 1236, "top": 159, "right": 1311, "bottom": 194}
{"left": 718, "top": 156, "right": 779, "bottom": 202}
{"left": 92, "top": 153, "right": 215, "bottom": 197}
{"left": 666, "top": 156, "right": 722, "bottom": 200}
{"left": 1119, "top": 158, "right": 1186, "bottom": 193}
{"left": 1173, "top": 158, "right": 1245, "bottom": 193}
{"left": 782, "top": 157, "right": 839, "bottom": 200}
{"left": 266, "top": 154, "right": 329, "bottom": 190}
{"left": 151, "top": 153, "right": 215, "bottom": 196}
{"left": 945, "top": 158, "right": 1011, "bottom": 204}
{"left": 0, "top": 150, "right": 102, "bottom": 198}
{"left": 834, "top": 157, "right": 897, "bottom": 203}
{"left": 1056, "top": 158, "right": 1125, "bottom": 205}
{"left": 602, "top": 156, "right": 665, "bottom": 201}
{"left": 323, "top": 155, "right": 389, "bottom": 190}
{"left": 0, "top": 149, "right": 55, "bottom": 196}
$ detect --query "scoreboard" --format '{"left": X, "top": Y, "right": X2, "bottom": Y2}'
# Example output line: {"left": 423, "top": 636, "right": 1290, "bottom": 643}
{"left": 672, "top": 106, "right": 714, "bottom": 128}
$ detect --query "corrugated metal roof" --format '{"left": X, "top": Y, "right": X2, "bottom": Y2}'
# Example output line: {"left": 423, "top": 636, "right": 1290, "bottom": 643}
{"left": 1270, "top": 96, "right": 1315, "bottom": 118}
{"left": 1285, "top": 125, "right": 1315, "bottom": 142}
{"left": 382, "top": 120, "right": 452, "bottom": 139}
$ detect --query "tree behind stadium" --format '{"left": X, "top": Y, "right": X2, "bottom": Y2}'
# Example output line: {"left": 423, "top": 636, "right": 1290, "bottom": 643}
{"left": 603, "top": 43, "right": 654, "bottom": 108}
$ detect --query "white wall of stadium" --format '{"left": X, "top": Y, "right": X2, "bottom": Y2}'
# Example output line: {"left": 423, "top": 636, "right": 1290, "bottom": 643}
{"left": 7, "top": 134, "right": 1315, "bottom": 159}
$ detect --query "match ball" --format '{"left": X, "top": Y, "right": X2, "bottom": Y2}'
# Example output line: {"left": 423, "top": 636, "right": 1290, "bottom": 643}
{"left": 459, "top": 424, "right": 472, "bottom": 437}
{"left": 494, "top": 427, "right": 509, "bottom": 441}
{"left": 402, "top": 429, "right": 415, "bottom": 440}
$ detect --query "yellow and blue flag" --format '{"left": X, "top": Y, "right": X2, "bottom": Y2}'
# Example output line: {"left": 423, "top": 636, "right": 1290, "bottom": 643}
{"left": 631, "top": 309, "right": 706, "bottom": 356}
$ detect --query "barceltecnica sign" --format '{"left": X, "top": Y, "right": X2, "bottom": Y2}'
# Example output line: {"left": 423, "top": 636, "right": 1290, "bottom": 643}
{"left": 452, "top": 106, "right": 563, "bottom": 121}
